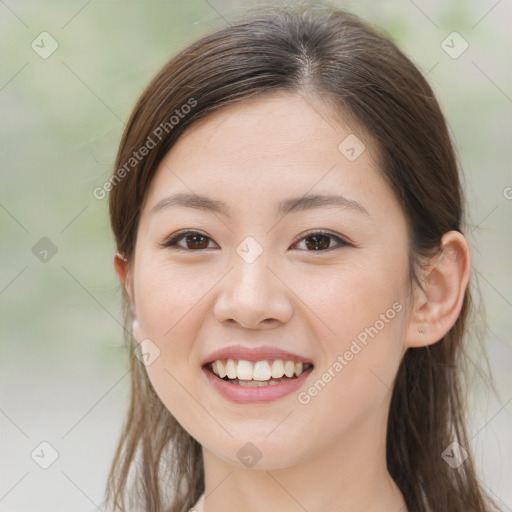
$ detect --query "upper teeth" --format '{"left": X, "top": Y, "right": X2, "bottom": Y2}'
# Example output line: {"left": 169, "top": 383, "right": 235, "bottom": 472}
{"left": 211, "top": 359, "right": 310, "bottom": 380}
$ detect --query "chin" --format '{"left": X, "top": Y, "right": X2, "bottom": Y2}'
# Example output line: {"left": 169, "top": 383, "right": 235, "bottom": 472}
{"left": 203, "top": 435, "right": 309, "bottom": 471}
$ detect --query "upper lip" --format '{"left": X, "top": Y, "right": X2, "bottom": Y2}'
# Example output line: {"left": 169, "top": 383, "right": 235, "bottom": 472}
{"left": 201, "top": 345, "right": 314, "bottom": 366}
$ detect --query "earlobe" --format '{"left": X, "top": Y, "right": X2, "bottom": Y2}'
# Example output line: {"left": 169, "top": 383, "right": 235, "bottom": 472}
{"left": 405, "top": 231, "right": 471, "bottom": 348}
{"left": 132, "top": 318, "right": 143, "bottom": 344}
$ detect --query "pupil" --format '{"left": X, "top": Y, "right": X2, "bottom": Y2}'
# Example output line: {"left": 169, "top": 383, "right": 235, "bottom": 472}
{"left": 306, "top": 234, "right": 329, "bottom": 250}
{"left": 188, "top": 235, "right": 208, "bottom": 249}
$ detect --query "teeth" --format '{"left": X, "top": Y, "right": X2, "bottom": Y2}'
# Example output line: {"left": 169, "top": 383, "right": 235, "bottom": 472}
{"left": 217, "top": 360, "right": 226, "bottom": 378}
{"left": 237, "top": 360, "right": 253, "bottom": 380}
{"left": 209, "top": 359, "right": 311, "bottom": 380}
{"left": 253, "top": 361, "right": 272, "bottom": 381}
{"left": 271, "top": 360, "right": 285, "bottom": 378}
{"left": 225, "top": 359, "right": 237, "bottom": 379}
{"left": 284, "top": 360, "right": 295, "bottom": 378}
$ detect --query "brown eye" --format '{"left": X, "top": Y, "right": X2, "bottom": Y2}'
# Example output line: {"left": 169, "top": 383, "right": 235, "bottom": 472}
{"left": 304, "top": 234, "right": 331, "bottom": 250}
{"left": 183, "top": 234, "right": 210, "bottom": 250}
{"left": 293, "top": 231, "right": 347, "bottom": 252}
{"left": 163, "top": 231, "right": 216, "bottom": 250}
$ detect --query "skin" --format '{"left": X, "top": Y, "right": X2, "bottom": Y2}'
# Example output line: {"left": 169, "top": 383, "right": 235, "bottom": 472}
{"left": 115, "top": 91, "right": 471, "bottom": 512}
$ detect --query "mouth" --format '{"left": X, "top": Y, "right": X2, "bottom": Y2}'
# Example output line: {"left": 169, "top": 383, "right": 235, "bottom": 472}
{"left": 204, "top": 359, "right": 315, "bottom": 387}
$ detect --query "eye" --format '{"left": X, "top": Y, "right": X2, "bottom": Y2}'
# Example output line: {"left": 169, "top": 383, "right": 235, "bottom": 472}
{"left": 162, "top": 230, "right": 349, "bottom": 252}
{"left": 291, "top": 231, "right": 348, "bottom": 252}
{"left": 162, "top": 231, "right": 217, "bottom": 251}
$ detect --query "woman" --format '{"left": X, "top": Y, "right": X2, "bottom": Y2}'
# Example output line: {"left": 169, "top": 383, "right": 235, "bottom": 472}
{"left": 104, "top": 4, "right": 500, "bottom": 512}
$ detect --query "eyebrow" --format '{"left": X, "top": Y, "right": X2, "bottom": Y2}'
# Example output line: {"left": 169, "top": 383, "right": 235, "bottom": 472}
{"left": 149, "top": 192, "right": 370, "bottom": 217}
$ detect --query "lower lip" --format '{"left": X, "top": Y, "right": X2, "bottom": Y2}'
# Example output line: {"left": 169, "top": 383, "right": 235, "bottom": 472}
{"left": 202, "top": 366, "right": 313, "bottom": 403}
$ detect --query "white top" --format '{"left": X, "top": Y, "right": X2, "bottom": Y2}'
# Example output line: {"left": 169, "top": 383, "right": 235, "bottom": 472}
{"left": 188, "top": 492, "right": 205, "bottom": 512}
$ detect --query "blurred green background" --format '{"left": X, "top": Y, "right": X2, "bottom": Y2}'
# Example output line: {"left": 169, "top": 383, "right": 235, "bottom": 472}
{"left": 1, "top": 1, "right": 511, "bottom": 511}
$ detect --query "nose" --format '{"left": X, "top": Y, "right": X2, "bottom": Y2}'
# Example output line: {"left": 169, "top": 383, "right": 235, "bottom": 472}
{"left": 213, "top": 249, "right": 294, "bottom": 329}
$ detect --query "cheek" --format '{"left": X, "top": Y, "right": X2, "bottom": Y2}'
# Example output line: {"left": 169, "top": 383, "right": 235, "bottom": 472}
{"left": 131, "top": 258, "right": 211, "bottom": 404}
{"left": 288, "top": 255, "right": 407, "bottom": 344}
{"left": 294, "top": 296, "right": 406, "bottom": 454}
{"left": 290, "top": 255, "right": 408, "bottom": 411}
{"left": 133, "top": 254, "right": 213, "bottom": 342}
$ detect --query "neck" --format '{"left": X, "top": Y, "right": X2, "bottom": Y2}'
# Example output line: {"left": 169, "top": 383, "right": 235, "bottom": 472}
{"left": 197, "top": 406, "right": 407, "bottom": 512}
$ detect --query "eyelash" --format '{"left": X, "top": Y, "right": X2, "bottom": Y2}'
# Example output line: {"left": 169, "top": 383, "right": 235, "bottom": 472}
{"left": 161, "top": 230, "right": 350, "bottom": 253}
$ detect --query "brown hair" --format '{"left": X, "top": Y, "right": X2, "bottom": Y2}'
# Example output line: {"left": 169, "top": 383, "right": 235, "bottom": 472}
{"left": 105, "top": 4, "right": 499, "bottom": 512}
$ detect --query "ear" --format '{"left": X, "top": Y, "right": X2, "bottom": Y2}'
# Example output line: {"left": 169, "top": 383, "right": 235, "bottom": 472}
{"left": 114, "top": 252, "right": 143, "bottom": 343}
{"left": 405, "top": 231, "right": 471, "bottom": 348}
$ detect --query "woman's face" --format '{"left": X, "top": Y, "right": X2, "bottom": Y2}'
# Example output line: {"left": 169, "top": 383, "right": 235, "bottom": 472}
{"left": 126, "top": 92, "right": 414, "bottom": 469}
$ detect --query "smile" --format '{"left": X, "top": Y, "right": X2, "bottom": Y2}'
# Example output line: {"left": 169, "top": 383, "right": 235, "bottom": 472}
{"left": 203, "top": 359, "right": 314, "bottom": 402}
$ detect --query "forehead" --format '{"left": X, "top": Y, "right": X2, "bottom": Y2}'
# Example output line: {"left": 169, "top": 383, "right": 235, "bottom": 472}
{"left": 173, "top": 92, "right": 366, "bottom": 164}
{"left": 142, "top": 92, "right": 398, "bottom": 222}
